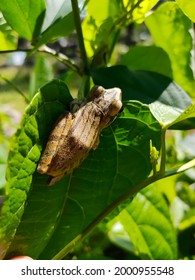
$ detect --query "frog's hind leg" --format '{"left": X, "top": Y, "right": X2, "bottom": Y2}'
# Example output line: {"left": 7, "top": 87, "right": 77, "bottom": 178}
{"left": 48, "top": 174, "right": 66, "bottom": 186}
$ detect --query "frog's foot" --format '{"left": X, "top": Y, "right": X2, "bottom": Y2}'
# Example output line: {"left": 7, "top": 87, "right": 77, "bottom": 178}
{"left": 48, "top": 174, "right": 66, "bottom": 186}
{"left": 70, "top": 97, "right": 87, "bottom": 113}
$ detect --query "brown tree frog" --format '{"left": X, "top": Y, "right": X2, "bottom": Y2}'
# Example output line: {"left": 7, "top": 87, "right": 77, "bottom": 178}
{"left": 37, "top": 86, "right": 122, "bottom": 185}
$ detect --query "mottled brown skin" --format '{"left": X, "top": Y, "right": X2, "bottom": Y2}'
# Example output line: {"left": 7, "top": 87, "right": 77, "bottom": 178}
{"left": 37, "top": 86, "right": 122, "bottom": 185}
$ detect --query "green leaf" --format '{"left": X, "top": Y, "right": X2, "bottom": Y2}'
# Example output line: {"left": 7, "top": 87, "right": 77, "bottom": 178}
{"left": 179, "top": 208, "right": 195, "bottom": 231}
{"left": 32, "top": 0, "right": 80, "bottom": 50}
{"left": 145, "top": 2, "right": 195, "bottom": 96}
{"left": 29, "top": 54, "right": 54, "bottom": 99}
{"left": 122, "top": 0, "right": 159, "bottom": 24}
{"left": 120, "top": 46, "right": 173, "bottom": 78}
{"left": 0, "top": 79, "right": 162, "bottom": 259}
{"left": 92, "top": 66, "right": 194, "bottom": 130}
{"left": 36, "top": 13, "right": 74, "bottom": 47}
{"left": 109, "top": 187, "right": 177, "bottom": 259}
{"left": 83, "top": 0, "right": 158, "bottom": 62}
{"left": 170, "top": 104, "right": 195, "bottom": 129}
{"left": 149, "top": 102, "right": 183, "bottom": 128}
{"left": 0, "top": 113, "right": 10, "bottom": 192}
{"left": 0, "top": 144, "right": 7, "bottom": 191}
{"left": 41, "top": 0, "right": 72, "bottom": 33}
{"left": 176, "top": 180, "right": 195, "bottom": 209}
{"left": 0, "top": 15, "right": 17, "bottom": 50}
{"left": 0, "top": 80, "right": 73, "bottom": 259}
{"left": 82, "top": 0, "right": 120, "bottom": 58}
{"left": 0, "top": 0, "right": 46, "bottom": 40}
{"left": 37, "top": 0, "right": 74, "bottom": 45}
{"left": 91, "top": 65, "right": 191, "bottom": 107}
{"left": 150, "top": 103, "right": 195, "bottom": 129}
{"left": 6, "top": 101, "right": 160, "bottom": 260}
{"left": 176, "top": 0, "right": 195, "bottom": 22}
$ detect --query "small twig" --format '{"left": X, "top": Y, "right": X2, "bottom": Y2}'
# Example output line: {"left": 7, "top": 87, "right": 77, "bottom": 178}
{"left": 159, "top": 128, "right": 166, "bottom": 175}
{"left": 0, "top": 49, "right": 30, "bottom": 54}
{"left": 164, "top": 158, "right": 195, "bottom": 178}
{"left": 38, "top": 45, "right": 81, "bottom": 74}
{"left": 0, "top": 47, "right": 81, "bottom": 74}
{"left": 0, "top": 75, "right": 29, "bottom": 103}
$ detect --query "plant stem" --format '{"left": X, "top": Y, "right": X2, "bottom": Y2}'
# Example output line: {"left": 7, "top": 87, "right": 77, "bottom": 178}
{"left": 52, "top": 172, "right": 161, "bottom": 260}
{"left": 159, "top": 128, "right": 166, "bottom": 175}
{"left": 52, "top": 152, "right": 195, "bottom": 260}
{"left": 71, "top": 0, "right": 89, "bottom": 75}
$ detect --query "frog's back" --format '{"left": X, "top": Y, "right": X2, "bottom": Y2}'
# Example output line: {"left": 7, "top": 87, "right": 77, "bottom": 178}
{"left": 46, "top": 103, "right": 102, "bottom": 177}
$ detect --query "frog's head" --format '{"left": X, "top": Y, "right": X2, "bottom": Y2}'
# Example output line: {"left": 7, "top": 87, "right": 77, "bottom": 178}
{"left": 103, "top": 87, "right": 123, "bottom": 116}
{"left": 90, "top": 85, "right": 123, "bottom": 128}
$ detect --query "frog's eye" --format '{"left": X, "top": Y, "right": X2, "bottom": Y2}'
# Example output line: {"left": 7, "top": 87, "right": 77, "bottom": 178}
{"left": 108, "top": 99, "right": 123, "bottom": 116}
{"left": 90, "top": 85, "right": 105, "bottom": 99}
